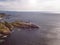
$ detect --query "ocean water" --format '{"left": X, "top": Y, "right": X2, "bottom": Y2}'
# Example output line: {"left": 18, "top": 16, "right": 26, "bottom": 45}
{"left": 1, "top": 12, "right": 60, "bottom": 45}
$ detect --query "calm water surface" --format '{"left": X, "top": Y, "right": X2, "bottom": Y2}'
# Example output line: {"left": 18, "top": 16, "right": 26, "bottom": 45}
{"left": 1, "top": 12, "right": 60, "bottom": 45}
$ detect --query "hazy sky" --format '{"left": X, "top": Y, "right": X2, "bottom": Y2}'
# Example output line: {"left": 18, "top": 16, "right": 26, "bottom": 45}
{"left": 0, "top": 0, "right": 60, "bottom": 12}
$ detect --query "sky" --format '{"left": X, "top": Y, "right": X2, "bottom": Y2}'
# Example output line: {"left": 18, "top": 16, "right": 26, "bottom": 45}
{"left": 0, "top": 0, "right": 60, "bottom": 13}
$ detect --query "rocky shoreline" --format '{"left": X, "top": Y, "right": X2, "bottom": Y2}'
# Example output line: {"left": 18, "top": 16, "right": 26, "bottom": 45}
{"left": 0, "top": 13, "right": 39, "bottom": 43}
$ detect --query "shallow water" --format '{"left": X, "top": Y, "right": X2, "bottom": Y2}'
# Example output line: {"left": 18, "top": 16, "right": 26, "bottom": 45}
{"left": 1, "top": 12, "right": 60, "bottom": 45}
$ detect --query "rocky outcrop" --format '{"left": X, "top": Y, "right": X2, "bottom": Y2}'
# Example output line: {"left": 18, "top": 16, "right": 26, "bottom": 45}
{"left": 11, "top": 21, "right": 39, "bottom": 28}
{"left": 0, "top": 22, "right": 11, "bottom": 35}
{"left": 0, "top": 21, "right": 39, "bottom": 35}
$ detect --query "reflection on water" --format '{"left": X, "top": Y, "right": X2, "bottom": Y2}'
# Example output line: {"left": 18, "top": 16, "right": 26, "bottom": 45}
{"left": 1, "top": 12, "right": 60, "bottom": 45}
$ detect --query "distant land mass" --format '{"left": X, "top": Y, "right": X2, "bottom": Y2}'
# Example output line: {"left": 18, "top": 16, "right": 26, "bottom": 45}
{"left": 0, "top": 11, "right": 60, "bottom": 15}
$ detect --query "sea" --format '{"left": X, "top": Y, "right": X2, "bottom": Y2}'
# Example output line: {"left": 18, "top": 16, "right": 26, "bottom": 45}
{"left": 1, "top": 11, "right": 60, "bottom": 45}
